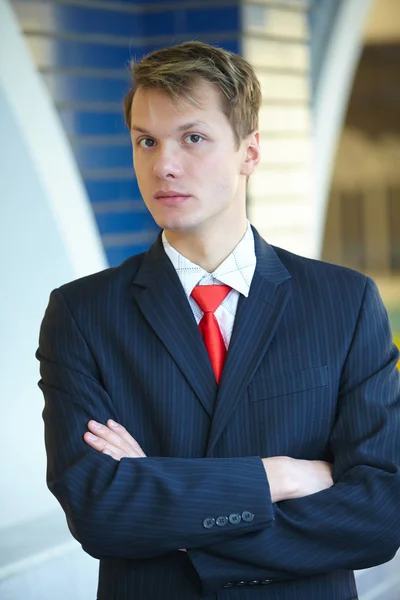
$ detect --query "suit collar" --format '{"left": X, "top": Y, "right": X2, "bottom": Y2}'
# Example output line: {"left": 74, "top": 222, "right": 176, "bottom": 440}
{"left": 133, "top": 226, "right": 290, "bottom": 288}
{"left": 251, "top": 225, "right": 291, "bottom": 285}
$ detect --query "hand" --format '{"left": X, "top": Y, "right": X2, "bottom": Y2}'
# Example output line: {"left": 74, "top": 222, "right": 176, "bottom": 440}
{"left": 84, "top": 420, "right": 186, "bottom": 551}
{"left": 262, "top": 456, "right": 333, "bottom": 503}
{"left": 84, "top": 420, "right": 146, "bottom": 461}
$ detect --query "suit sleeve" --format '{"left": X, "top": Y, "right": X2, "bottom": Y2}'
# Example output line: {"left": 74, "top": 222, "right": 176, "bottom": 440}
{"left": 187, "top": 277, "right": 400, "bottom": 594}
{"left": 37, "top": 288, "right": 274, "bottom": 560}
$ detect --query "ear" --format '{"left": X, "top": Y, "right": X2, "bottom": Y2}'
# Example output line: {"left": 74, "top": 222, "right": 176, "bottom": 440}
{"left": 240, "top": 131, "right": 261, "bottom": 176}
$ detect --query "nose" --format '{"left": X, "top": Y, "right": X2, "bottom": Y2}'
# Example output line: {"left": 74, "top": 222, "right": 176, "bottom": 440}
{"left": 152, "top": 143, "right": 183, "bottom": 180}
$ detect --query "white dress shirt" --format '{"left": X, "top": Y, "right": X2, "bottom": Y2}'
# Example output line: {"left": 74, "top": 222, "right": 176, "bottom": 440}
{"left": 162, "top": 221, "right": 257, "bottom": 348}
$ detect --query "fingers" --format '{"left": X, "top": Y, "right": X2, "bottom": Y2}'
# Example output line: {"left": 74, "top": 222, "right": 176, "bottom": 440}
{"left": 87, "top": 420, "right": 135, "bottom": 456}
{"left": 83, "top": 431, "right": 124, "bottom": 461}
{"left": 84, "top": 420, "right": 147, "bottom": 459}
{"left": 106, "top": 420, "right": 146, "bottom": 457}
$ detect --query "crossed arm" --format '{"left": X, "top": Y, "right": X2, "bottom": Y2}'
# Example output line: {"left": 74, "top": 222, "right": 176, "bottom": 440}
{"left": 84, "top": 419, "right": 334, "bottom": 504}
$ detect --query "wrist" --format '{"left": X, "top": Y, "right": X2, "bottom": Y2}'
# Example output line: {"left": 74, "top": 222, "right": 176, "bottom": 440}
{"left": 262, "top": 456, "right": 298, "bottom": 503}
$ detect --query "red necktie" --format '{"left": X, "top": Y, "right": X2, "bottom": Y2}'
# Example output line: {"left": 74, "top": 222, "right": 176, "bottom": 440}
{"left": 191, "top": 285, "right": 231, "bottom": 385}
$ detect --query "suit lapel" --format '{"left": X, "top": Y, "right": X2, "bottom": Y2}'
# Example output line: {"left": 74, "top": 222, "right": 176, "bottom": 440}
{"left": 131, "top": 235, "right": 217, "bottom": 417}
{"left": 206, "top": 231, "right": 292, "bottom": 455}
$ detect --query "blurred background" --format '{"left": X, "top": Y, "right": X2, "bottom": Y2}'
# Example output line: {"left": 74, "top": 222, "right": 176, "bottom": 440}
{"left": 0, "top": 0, "right": 399, "bottom": 598}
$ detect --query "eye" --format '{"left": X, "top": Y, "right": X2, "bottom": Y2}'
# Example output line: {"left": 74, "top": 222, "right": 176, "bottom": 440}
{"left": 138, "top": 138, "right": 156, "bottom": 148}
{"left": 184, "top": 134, "right": 204, "bottom": 145}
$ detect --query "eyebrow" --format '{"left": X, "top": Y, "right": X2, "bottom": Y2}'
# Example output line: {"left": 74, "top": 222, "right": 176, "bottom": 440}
{"left": 131, "top": 121, "right": 208, "bottom": 134}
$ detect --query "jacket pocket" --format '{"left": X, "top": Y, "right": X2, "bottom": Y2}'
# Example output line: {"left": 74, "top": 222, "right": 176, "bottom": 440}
{"left": 250, "top": 365, "right": 328, "bottom": 402}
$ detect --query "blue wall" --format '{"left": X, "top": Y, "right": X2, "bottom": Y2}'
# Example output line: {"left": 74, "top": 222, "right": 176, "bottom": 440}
{"left": 16, "top": 0, "right": 241, "bottom": 266}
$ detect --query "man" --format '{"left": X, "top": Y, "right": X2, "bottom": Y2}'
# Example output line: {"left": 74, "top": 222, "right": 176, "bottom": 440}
{"left": 37, "top": 42, "right": 400, "bottom": 600}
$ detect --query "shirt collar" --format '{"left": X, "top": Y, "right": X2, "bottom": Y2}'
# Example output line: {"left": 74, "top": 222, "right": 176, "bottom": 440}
{"left": 162, "top": 221, "right": 256, "bottom": 299}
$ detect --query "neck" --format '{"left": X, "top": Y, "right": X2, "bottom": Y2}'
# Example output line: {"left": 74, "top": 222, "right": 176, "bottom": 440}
{"left": 164, "top": 215, "right": 248, "bottom": 273}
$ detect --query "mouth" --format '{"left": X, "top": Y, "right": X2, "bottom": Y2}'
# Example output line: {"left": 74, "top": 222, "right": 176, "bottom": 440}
{"left": 153, "top": 192, "right": 191, "bottom": 205}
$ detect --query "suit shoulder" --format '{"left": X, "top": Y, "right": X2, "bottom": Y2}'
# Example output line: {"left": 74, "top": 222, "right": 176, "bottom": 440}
{"left": 55, "top": 252, "right": 145, "bottom": 303}
{"left": 272, "top": 245, "right": 368, "bottom": 291}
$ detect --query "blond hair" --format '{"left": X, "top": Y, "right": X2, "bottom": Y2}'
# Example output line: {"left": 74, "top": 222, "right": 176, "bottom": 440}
{"left": 123, "top": 41, "right": 262, "bottom": 146}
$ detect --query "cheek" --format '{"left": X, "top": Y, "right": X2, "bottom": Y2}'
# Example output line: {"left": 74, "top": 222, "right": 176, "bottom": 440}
{"left": 133, "top": 156, "right": 151, "bottom": 183}
{"left": 208, "top": 158, "right": 241, "bottom": 193}
{"left": 196, "top": 151, "right": 237, "bottom": 182}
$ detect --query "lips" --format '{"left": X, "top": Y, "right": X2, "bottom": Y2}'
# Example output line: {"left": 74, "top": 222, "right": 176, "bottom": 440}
{"left": 154, "top": 191, "right": 189, "bottom": 199}
{"left": 153, "top": 191, "right": 191, "bottom": 205}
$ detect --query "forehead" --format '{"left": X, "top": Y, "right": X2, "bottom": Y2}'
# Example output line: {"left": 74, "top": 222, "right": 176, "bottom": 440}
{"left": 130, "top": 82, "right": 227, "bottom": 129}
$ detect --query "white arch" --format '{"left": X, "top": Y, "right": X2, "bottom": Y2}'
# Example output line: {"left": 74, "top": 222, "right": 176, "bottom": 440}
{"left": 0, "top": 0, "right": 107, "bottom": 278}
{"left": 313, "top": 0, "right": 374, "bottom": 256}
{"left": 0, "top": 0, "right": 107, "bottom": 530}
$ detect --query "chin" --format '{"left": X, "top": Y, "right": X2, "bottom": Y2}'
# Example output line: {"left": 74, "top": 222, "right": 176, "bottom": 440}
{"left": 152, "top": 211, "right": 202, "bottom": 233}
{"left": 157, "top": 220, "right": 194, "bottom": 232}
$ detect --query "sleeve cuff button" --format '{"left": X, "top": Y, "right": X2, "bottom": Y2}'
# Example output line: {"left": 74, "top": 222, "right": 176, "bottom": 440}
{"left": 202, "top": 517, "right": 215, "bottom": 529}
{"left": 242, "top": 511, "right": 254, "bottom": 522}
{"left": 228, "top": 513, "right": 241, "bottom": 524}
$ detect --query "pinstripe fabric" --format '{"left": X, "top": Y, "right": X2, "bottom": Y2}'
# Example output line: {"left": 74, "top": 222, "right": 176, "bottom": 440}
{"left": 36, "top": 227, "right": 400, "bottom": 600}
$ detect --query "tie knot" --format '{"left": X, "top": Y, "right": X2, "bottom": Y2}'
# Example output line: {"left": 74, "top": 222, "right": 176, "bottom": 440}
{"left": 191, "top": 285, "right": 231, "bottom": 314}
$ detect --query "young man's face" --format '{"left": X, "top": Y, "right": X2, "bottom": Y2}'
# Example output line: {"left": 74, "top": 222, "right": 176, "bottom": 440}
{"left": 129, "top": 81, "right": 260, "bottom": 236}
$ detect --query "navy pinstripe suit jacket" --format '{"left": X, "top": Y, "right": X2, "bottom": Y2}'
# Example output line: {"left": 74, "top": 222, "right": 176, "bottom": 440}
{"left": 37, "top": 228, "right": 400, "bottom": 600}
